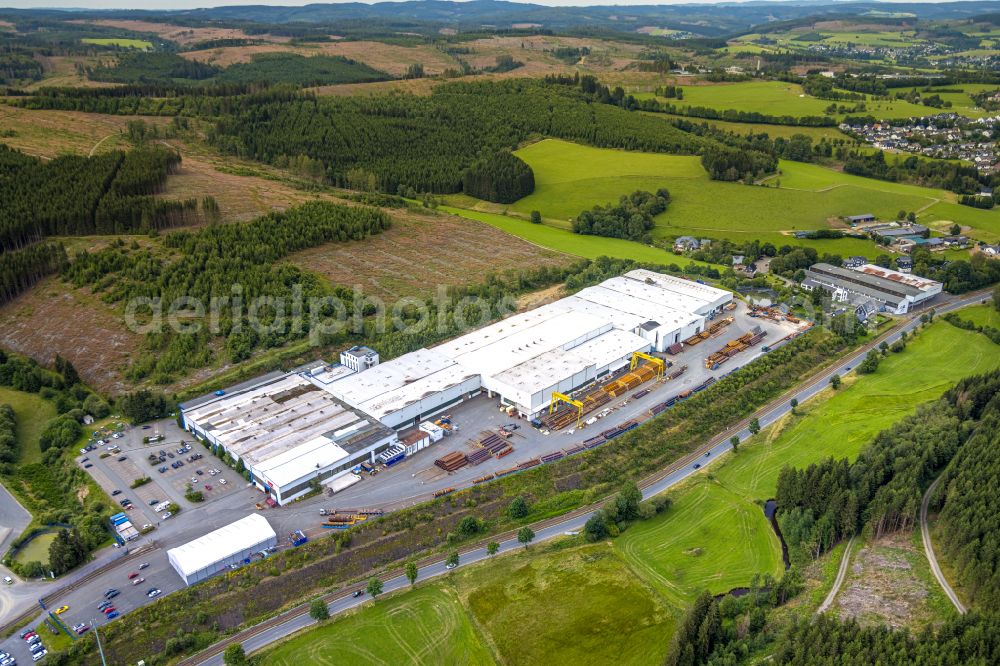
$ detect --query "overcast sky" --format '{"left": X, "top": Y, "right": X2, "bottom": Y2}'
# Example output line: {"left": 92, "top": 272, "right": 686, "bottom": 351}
{"left": 1, "top": 0, "right": 978, "bottom": 10}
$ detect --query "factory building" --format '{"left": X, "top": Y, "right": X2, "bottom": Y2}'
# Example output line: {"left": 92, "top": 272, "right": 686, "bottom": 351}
{"left": 167, "top": 514, "right": 277, "bottom": 586}
{"left": 180, "top": 271, "right": 732, "bottom": 502}
{"left": 179, "top": 373, "right": 397, "bottom": 504}
{"left": 802, "top": 263, "right": 942, "bottom": 314}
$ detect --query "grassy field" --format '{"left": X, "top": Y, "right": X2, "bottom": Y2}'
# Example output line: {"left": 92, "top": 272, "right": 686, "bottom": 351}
{"left": 456, "top": 139, "right": 1000, "bottom": 255}
{"left": 261, "top": 544, "right": 675, "bottom": 666}
{"left": 0, "top": 387, "right": 57, "bottom": 465}
{"left": 616, "top": 476, "right": 784, "bottom": 608}
{"left": 647, "top": 114, "right": 849, "bottom": 141}
{"left": 457, "top": 545, "right": 674, "bottom": 666}
{"left": 13, "top": 532, "right": 57, "bottom": 567}
{"left": 438, "top": 205, "right": 711, "bottom": 267}
{"left": 80, "top": 38, "right": 152, "bottom": 49}
{"left": 956, "top": 303, "right": 1000, "bottom": 328}
{"left": 643, "top": 80, "right": 936, "bottom": 120}
{"left": 615, "top": 319, "right": 1000, "bottom": 608}
{"left": 265, "top": 586, "right": 494, "bottom": 666}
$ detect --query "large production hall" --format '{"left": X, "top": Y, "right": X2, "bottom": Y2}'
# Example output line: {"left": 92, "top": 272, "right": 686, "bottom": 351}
{"left": 180, "top": 270, "right": 802, "bottom": 506}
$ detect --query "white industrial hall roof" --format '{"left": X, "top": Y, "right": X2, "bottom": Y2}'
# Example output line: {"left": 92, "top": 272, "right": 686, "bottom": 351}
{"left": 320, "top": 348, "right": 478, "bottom": 422}
{"left": 252, "top": 436, "right": 351, "bottom": 489}
{"left": 441, "top": 308, "right": 610, "bottom": 379}
{"left": 624, "top": 269, "right": 733, "bottom": 311}
{"left": 167, "top": 514, "right": 276, "bottom": 579}
{"left": 182, "top": 374, "right": 372, "bottom": 466}
{"left": 572, "top": 285, "right": 702, "bottom": 332}
{"left": 568, "top": 328, "right": 652, "bottom": 371}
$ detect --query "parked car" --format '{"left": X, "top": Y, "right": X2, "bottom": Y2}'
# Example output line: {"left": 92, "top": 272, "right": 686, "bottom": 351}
{"left": 142, "top": 425, "right": 151, "bottom": 430}
{"left": 102, "top": 606, "right": 116, "bottom": 615}
{"left": 97, "top": 601, "right": 112, "bottom": 611}
{"left": 141, "top": 523, "right": 153, "bottom": 531}
{"left": 105, "top": 611, "right": 119, "bottom": 620}
{"left": 131, "top": 577, "right": 144, "bottom": 586}
{"left": 84, "top": 464, "right": 93, "bottom": 469}
{"left": 190, "top": 477, "right": 198, "bottom": 484}
{"left": 195, "top": 469, "right": 204, "bottom": 476}
{"left": 161, "top": 512, "right": 172, "bottom": 520}
{"left": 111, "top": 490, "right": 121, "bottom": 496}
{"left": 146, "top": 588, "right": 161, "bottom": 598}
{"left": 127, "top": 572, "right": 139, "bottom": 580}
{"left": 71, "top": 623, "right": 89, "bottom": 635}
{"left": 117, "top": 456, "right": 127, "bottom": 462}
{"left": 219, "top": 479, "right": 227, "bottom": 485}
{"left": 166, "top": 453, "right": 174, "bottom": 459}
{"left": 138, "top": 562, "right": 150, "bottom": 570}
{"left": 2, "top": 576, "right": 12, "bottom": 585}
{"left": 20, "top": 630, "right": 36, "bottom": 640}
{"left": 148, "top": 499, "right": 158, "bottom": 506}
{"left": 104, "top": 589, "right": 119, "bottom": 599}
{"left": 158, "top": 466, "right": 167, "bottom": 473}
{"left": 204, "top": 485, "right": 212, "bottom": 491}
{"left": 53, "top": 606, "right": 69, "bottom": 615}
{"left": 31, "top": 649, "right": 46, "bottom": 661}
{"left": 80, "top": 457, "right": 89, "bottom": 463}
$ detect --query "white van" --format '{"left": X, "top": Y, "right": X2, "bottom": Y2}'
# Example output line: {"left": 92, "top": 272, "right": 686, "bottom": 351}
{"left": 153, "top": 501, "right": 170, "bottom": 513}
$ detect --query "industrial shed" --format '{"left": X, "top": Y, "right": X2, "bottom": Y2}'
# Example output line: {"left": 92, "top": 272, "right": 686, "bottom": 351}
{"left": 167, "top": 514, "right": 277, "bottom": 586}
{"left": 802, "top": 263, "right": 942, "bottom": 314}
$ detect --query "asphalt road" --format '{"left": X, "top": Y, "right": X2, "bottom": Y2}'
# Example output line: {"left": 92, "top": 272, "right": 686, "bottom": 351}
{"left": 921, "top": 474, "right": 967, "bottom": 615}
{"left": 191, "top": 290, "right": 992, "bottom": 665}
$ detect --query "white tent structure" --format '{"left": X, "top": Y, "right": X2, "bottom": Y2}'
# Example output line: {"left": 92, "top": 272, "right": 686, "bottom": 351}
{"left": 167, "top": 514, "right": 277, "bottom": 585}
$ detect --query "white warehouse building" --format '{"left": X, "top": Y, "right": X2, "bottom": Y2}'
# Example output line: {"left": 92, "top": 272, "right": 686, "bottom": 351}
{"left": 167, "top": 514, "right": 277, "bottom": 585}
{"left": 180, "top": 373, "right": 397, "bottom": 504}
{"left": 179, "top": 271, "right": 732, "bottom": 503}
{"left": 323, "top": 270, "right": 731, "bottom": 424}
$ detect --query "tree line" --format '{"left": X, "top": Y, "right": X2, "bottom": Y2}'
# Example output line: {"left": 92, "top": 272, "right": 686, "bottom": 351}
{"left": 572, "top": 189, "right": 670, "bottom": 243}
{"left": 0, "top": 241, "right": 68, "bottom": 306}
{"left": 776, "top": 370, "right": 1000, "bottom": 563}
{"left": 933, "top": 370, "right": 1000, "bottom": 610}
{"left": 840, "top": 148, "right": 990, "bottom": 195}
{"left": 0, "top": 143, "right": 184, "bottom": 251}
{"left": 206, "top": 79, "right": 707, "bottom": 195}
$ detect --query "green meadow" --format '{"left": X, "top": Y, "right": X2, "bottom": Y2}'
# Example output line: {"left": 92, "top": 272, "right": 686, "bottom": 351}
{"left": 265, "top": 586, "right": 494, "bottom": 666}
{"left": 614, "top": 319, "right": 1000, "bottom": 608}
{"left": 451, "top": 139, "right": 997, "bottom": 255}
{"left": 0, "top": 387, "right": 57, "bottom": 464}
{"left": 81, "top": 38, "right": 153, "bottom": 49}
{"left": 956, "top": 303, "right": 1000, "bottom": 329}
{"left": 439, "top": 205, "right": 710, "bottom": 267}
{"left": 260, "top": 545, "right": 675, "bottom": 666}
{"left": 640, "top": 80, "right": 936, "bottom": 120}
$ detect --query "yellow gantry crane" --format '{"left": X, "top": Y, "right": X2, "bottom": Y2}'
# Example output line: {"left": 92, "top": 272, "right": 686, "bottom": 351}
{"left": 550, "top": 392, "right": 584, "bottom": 428}
{"left": 630, "top": 351, "right": 665, "bottom": 379}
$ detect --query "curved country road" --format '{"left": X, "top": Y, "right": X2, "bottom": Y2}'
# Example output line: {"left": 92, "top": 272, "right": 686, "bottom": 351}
{"left": 817, "top": 535, "right": 855, "bottom": 615}
{"left": 921, "top": 475, "right": 966, "bottom": 615}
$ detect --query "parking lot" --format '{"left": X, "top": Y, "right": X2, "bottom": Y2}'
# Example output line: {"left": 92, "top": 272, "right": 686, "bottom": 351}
{"left": 78, "top": 421, "right": 248, "bottom": 533}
